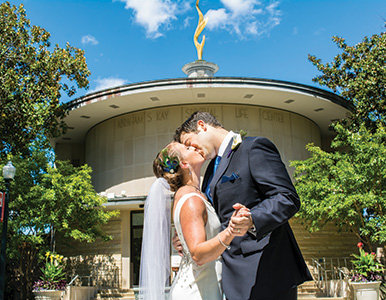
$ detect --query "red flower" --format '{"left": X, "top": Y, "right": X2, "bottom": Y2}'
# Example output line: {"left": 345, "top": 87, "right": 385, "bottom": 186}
{"left": 357, "top": 242, "right": 364, "bottom": 249}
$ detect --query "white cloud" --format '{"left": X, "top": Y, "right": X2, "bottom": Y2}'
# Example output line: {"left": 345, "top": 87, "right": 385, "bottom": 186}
{"left": 221, "top": 0, "right": 261, "bottom": 16}
{"left": 314, "top": 28, "right": 326, "bottom": 36}
{"left": 246, "top": 21, "right": 258, "bottom": 35}
{"left": 116, "top": 0, "right": 179, "bottom": 39}
{"left": 206, "top": 9, "right": 229, "bottom": 30}
{"left": 92, "top": 77, "right": 127, "bottom": 92}
{"left": 183, "top": 16, "right": 193, "bottom": 28}
{"left": 205, "top": 0, "right": 282, "bottom": 39}
{"left": 115, "top": 0, "right": 282, "bottom": 40}
{"left": 81, "top": 35, "right": 99, "bottom": 45}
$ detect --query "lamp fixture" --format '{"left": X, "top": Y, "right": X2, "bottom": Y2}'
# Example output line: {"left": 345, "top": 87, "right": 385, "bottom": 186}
{"left": 2, "top": 161, "right": 16, "bottom": 180}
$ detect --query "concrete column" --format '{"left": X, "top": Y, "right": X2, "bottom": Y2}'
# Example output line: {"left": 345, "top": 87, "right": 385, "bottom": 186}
{"left": 121, "top": 211, "right": 131, "bottom": 289}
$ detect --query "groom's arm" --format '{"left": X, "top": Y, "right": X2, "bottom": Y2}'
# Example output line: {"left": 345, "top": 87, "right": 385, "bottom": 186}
{"left": 248, "top": 137, "right": 300, "bottom": 241}
{"left": 172, "top": 231, "right": 183, "bottom": 257}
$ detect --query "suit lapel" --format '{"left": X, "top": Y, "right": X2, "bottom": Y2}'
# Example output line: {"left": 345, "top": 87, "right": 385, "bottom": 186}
{"left": 209, "top": 140, "right": 233, "bottom": 204}
{"left": 202, "top": 159, "right": 215, "bottom": 193}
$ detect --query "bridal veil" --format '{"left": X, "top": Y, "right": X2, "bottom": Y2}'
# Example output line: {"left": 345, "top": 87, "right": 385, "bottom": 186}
{"left": 139, "top": 178, "right": 172, "bottom": 300}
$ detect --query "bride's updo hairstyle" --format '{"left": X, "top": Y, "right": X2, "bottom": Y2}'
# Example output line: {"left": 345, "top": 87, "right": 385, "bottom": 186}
{"left": 153, "top": 142, "right": 185, "bottom": 192}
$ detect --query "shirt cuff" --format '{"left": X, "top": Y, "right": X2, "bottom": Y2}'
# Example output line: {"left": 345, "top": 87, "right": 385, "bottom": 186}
{"left": 248, "top": 223, "right": 257, "bottom": 237}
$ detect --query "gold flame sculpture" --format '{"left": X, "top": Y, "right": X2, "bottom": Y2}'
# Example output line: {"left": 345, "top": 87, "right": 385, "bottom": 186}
{"left": 194, "top": 0, "right": 208, "bottom": 60}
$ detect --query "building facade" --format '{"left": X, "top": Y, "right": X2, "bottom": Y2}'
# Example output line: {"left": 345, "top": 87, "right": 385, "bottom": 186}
{"left": 54, "top": 75, "right": 357, "bottom": 289}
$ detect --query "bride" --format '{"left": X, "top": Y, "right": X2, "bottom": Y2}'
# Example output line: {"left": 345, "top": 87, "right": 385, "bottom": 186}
{"left": 139, "top": 142, "right": 250, "bottom": 300}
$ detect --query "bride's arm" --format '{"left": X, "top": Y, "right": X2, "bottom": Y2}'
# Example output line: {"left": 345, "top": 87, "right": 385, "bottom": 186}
{"left": 180, "top": 195, "right": 239, "bottom": 266}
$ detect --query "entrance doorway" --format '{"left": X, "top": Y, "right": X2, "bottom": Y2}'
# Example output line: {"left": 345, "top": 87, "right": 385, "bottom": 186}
{"left": 130, "top": 210, "right": 144, "bottom": 287}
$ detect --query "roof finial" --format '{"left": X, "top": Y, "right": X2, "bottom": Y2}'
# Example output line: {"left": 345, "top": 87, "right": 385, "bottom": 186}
{"left": 194, "top": 0, "right": 208, "bottom": 60}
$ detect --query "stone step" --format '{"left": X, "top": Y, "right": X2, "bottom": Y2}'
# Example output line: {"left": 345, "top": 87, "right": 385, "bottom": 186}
{"left": 298, "top": 281, "right": 324, "bottom": 293}
{"left": 91, "top": 285, "right": 346, "bottom": 300}
{"left": 92, "top": 296, "right": 135, "bottom": 300}
{"left": 92, "top": 297, "right": 135, "bottom": 300}
{"left": 298, "top": 297, "right": 347, "bottom": 300}
{"left": 92, "top": 288, "right": 136, "bottom": 300}
{"left": 298, "top": 281, "right": 342, "bottom": 299}
{"left": 299, "top": 298, "right": 345, "bottom": 300}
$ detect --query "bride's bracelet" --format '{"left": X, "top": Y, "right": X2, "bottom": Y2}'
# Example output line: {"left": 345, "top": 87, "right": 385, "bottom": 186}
{"left": 217, "top": 234, "right": 231, "bottom": 250}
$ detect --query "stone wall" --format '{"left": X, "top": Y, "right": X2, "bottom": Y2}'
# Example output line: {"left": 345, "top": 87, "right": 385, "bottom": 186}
{"left": 290, "top": 218, "right": 358, "bottom": 261}
{"left": 85, "top": 104, "right": 321, "bottom": 197}
{"left": 60, "top": 216, "right": 122, "bottom": 288}
{"left": 58, "top": 211, "right": 359, "bottom": 289}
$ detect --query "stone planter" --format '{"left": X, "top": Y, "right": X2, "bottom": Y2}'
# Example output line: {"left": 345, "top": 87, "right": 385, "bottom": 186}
{"left": 33, "top": 290, "right": 63, "bottom": 300}
{"left": 350, "top": 281, "right": 381, "bottom": 300}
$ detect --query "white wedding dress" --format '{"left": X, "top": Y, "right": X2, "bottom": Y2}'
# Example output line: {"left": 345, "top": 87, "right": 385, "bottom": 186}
{"left": 169, "top": 192, "right": 223, "bottom": 300}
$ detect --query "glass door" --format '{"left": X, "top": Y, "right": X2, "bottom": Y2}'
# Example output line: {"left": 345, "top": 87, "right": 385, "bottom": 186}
{"left": 131, "top": 211, "right": 144, "bottom": 287}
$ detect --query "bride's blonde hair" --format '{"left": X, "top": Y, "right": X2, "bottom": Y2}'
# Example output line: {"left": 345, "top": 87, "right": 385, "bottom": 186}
{"left": 153, "top": 142, "right": 185, "bottom": 192}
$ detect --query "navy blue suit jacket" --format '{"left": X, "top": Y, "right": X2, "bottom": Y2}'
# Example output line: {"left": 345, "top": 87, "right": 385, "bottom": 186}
{"left": 202, "top": 136, "right": 312, "bottom": 300}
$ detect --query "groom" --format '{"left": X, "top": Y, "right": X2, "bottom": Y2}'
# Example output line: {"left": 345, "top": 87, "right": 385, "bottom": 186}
{"left": 174, "top": 111, "right": 312, "bottom": 300}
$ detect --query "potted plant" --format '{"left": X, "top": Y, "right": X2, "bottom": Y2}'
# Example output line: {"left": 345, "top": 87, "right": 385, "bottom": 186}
{"left": 350, "top": 242, "right": 384, "bottom": 300}
{"left": 32, "top": 251, "right": 67, "bottom": 300}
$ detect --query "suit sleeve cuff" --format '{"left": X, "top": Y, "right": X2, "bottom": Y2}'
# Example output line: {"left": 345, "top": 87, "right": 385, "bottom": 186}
{"left": 248, "top": 223, "right": 257, "bottom": 237}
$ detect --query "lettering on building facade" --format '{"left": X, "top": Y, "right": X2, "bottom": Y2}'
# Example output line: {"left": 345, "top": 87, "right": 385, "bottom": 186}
{"left": 262, "top": 110, "right": 284, "bottom": 123}
{"left": 235, "top": 108, "right": 248, "bottom": 118}
{"left": 184, "top": 107, "right": 218, "bottom": 119}
{"left": 146, "top": 109, "right": 169, "bottom": 123}
{"left": 118, "top": 110, "right": 171, "bottom": 127}
{"left": 117, "top": 113, "right": 144, "bottom": 128}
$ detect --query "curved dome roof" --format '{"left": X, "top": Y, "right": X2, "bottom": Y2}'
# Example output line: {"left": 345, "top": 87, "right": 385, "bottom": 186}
{"left": 56, "top": 76, "right": 351, "bottom": 144}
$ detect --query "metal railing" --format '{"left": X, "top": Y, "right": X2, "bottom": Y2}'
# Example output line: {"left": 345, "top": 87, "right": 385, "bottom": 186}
{"left": 310, "top": 257, "right": 353, "bottom": 297}
{"left": 66, "top": 263, "right": 101, "bottom": 300}
{"left": 68, "top": 274, "right": 79, "bottom": 286}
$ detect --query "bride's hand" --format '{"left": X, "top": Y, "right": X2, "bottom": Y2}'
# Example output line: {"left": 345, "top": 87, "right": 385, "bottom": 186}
{"left": 233, "top": 203, "right": 250, "bottom": 217}
{"left": 172, "top": 231, "right": 183, "bottom": 257}
{"left": 228, "top": 203, "right": 253, "bottom": 236}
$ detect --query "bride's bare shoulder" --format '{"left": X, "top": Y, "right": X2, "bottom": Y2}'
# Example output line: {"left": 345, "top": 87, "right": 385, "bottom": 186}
{"left": 175, "top": 186, "right": 205, "bottom": 205}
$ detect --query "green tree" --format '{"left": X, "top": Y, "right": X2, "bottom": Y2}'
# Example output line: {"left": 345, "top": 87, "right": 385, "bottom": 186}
{"left": 0, "top": 2, "right": 90, "bottom": 157}
{"left": 292, "top": 25, "right": 386, "bottom": 250}
{"left": 1, "top": 148, "right": 119, "bottom": 298}
{"left": 309, "top": 26, "right": 386, "bottom": 130}
{"left": 291, "top": 123, "right": 386, "bottom": 248}
{"left": 0, "top": 3, "right": 116, "bottom": 298}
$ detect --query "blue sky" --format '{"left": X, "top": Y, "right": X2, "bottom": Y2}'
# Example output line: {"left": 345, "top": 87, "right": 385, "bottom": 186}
{"left": 8, "top": 0, "right": 386, "bottom": 102}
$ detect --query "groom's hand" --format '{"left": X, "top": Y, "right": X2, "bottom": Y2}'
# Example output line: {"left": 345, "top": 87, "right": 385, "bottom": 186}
{"left": 233, "top": 203, "right": 250, "bottom": 217}
{"left": 229, "top": 203, "right": 254, "bottom": 236}
{"left": 172, "top": 231, "right": 183, "bottom": 257}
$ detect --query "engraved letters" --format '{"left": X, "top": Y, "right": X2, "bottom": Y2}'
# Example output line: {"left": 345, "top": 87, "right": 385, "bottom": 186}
{"left": 262, "top": 110, "right": 284, "bottom": 123}
{"left": 117, "top": 114, "right": 144, "bottom": 128}
{"left": 184, "top": 107, "right": 217, "bottom": 119}
{"left": 118, "top": 109, "right": 170, "bottom": 128}
{"left": 235, "top": 108, "right": 248, "bottom": 118}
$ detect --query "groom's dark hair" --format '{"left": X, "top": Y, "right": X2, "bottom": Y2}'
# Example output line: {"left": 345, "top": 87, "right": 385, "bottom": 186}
{"left": 174, "top": 111, "right": 224, "bottom": 142}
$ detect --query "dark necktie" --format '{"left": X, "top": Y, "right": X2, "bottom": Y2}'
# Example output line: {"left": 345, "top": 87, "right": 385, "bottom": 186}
{"left": 205, "top": 156, "right": 221, "bottom": 204}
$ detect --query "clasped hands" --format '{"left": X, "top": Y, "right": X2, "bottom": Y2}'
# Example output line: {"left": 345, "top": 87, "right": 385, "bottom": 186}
{"left": 172, "top": 203, "right": 254, "bottom": 255}
{"left": 227, "top": 203, "right": 254, "bottom": 236}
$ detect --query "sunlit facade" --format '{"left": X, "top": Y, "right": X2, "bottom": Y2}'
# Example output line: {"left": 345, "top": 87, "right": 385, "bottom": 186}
{"left": 53, "top": 75, "right": 357, "bottom": 288}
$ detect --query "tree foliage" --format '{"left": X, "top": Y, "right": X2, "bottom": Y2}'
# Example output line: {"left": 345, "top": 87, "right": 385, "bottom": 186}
{"left": 7, "top": 158, "right": 118, "bottom": 248}
{"left": 309, "top": 26, "right": 386, "bottom": 130}
{"left": 0, "top": 147, "right": 119, "bottom": 298}
{"left": 0, "top": 2, "right": 90, "bottom": 157}
{"left": 292, "top": 25, "right": 386, "bottom": 250}
{"left": 291, "top": 124, "right": 386, "bottom": 247}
